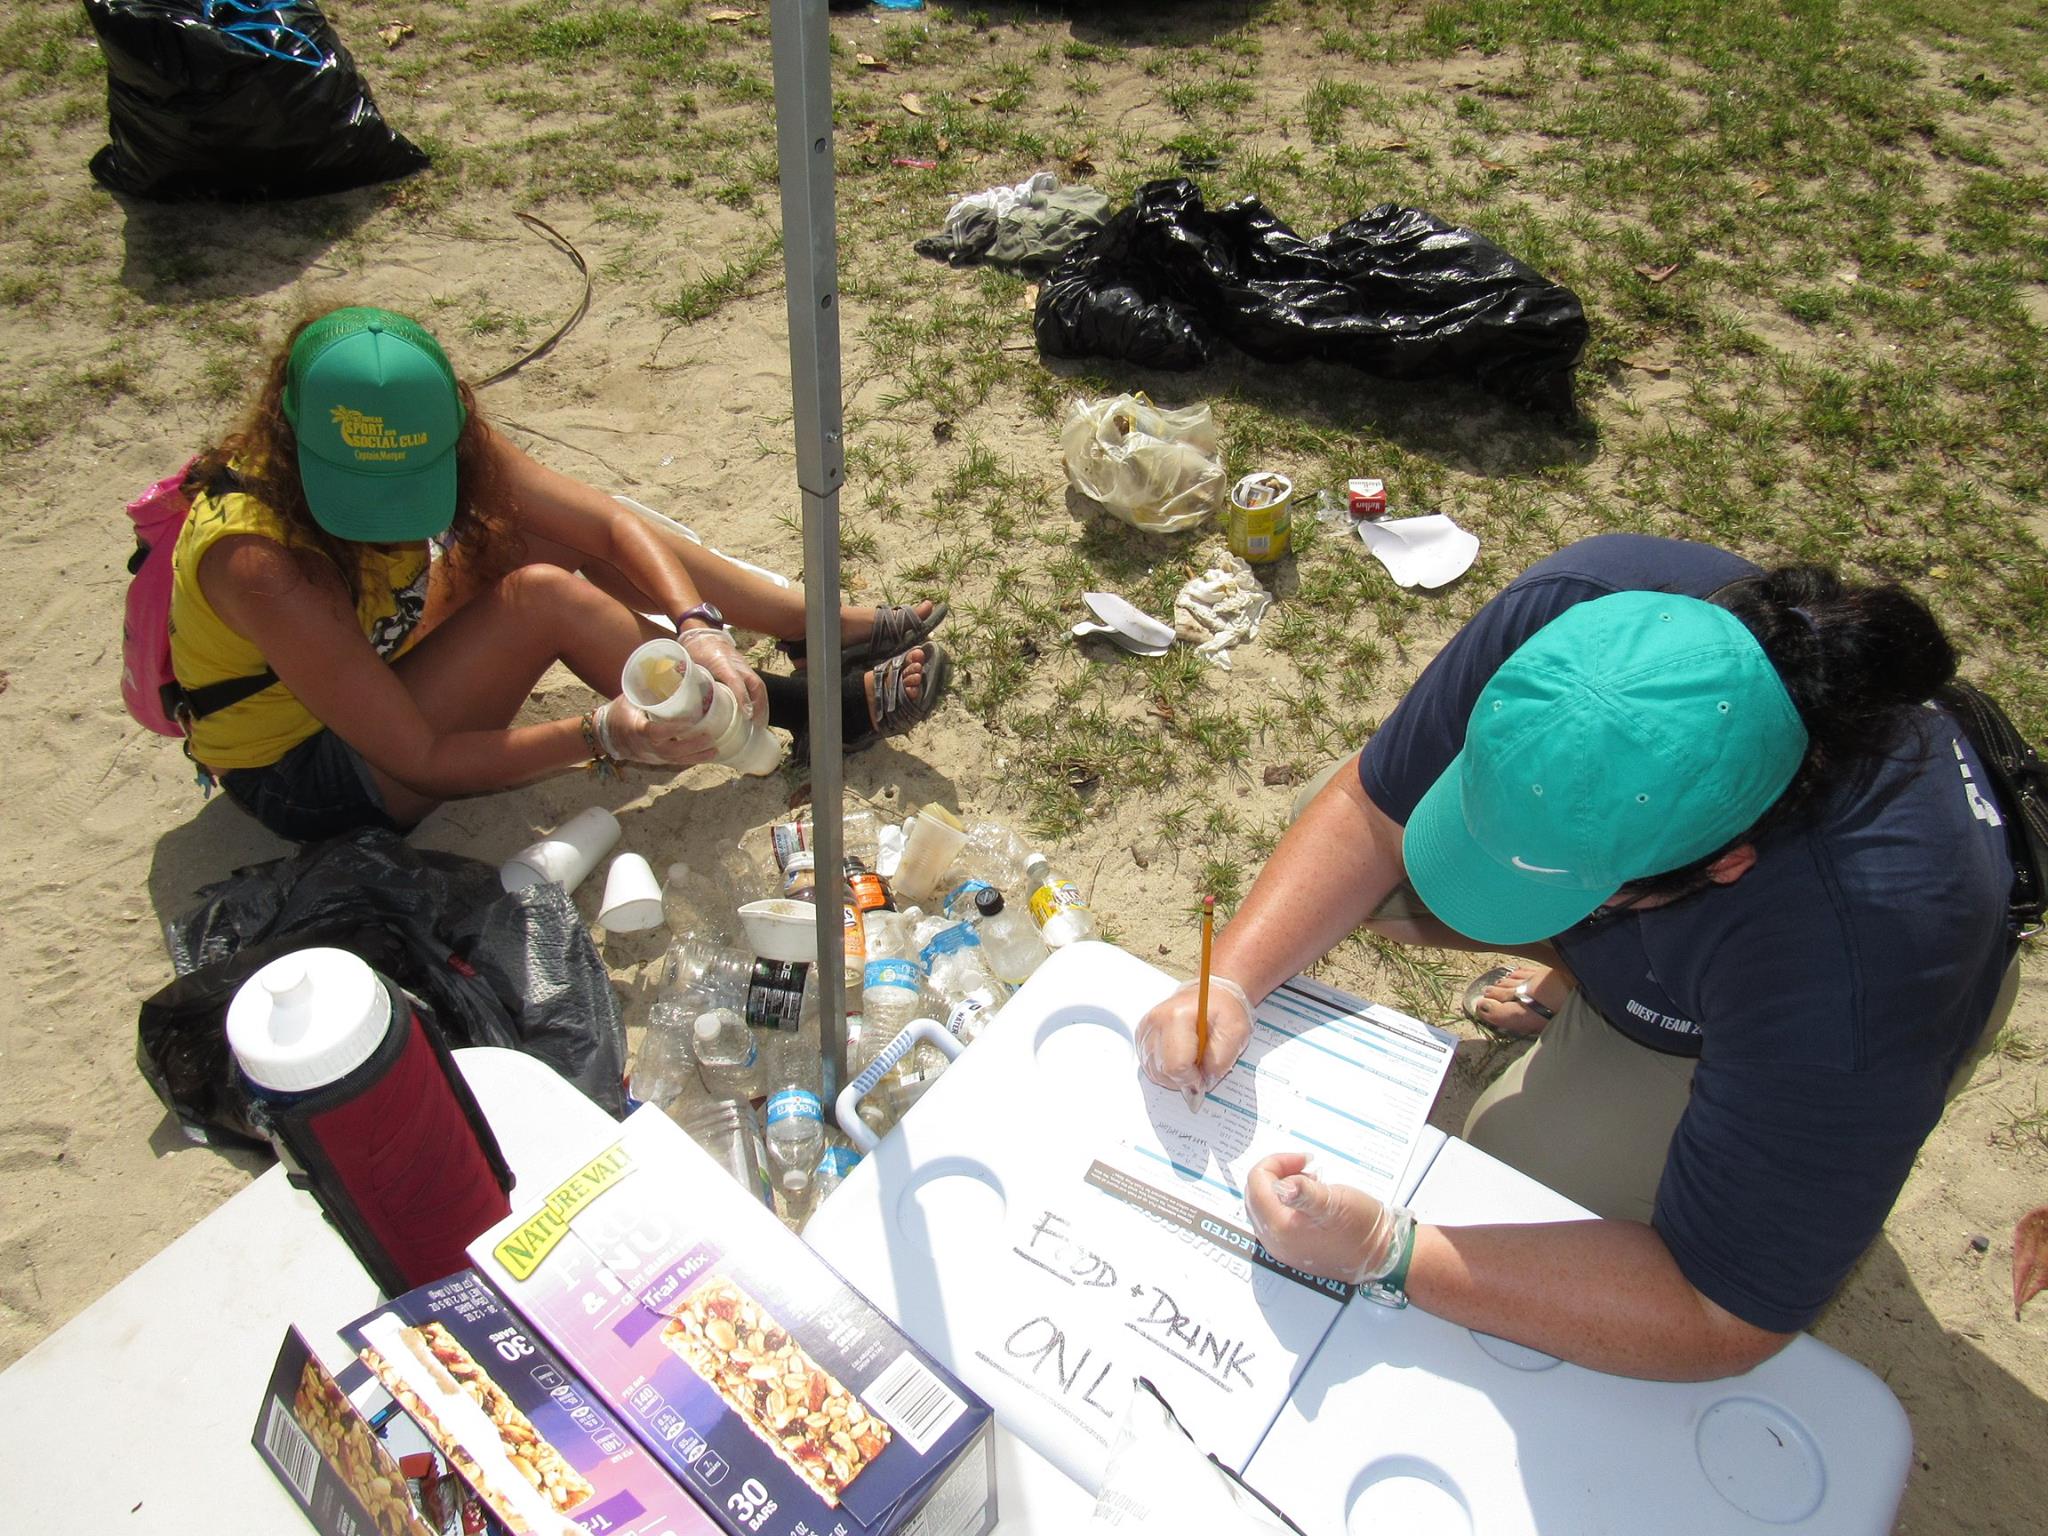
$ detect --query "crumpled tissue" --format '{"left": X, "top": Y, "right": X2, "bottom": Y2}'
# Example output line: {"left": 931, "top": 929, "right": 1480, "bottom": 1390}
{"left": 1356, "top": 513, "right": 1479, "bottom": 589}
{"left": 1173, "top": 553, "right": 1272, "bottom": 670}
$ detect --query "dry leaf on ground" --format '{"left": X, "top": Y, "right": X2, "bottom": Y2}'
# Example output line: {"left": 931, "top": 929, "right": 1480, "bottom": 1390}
{"left": 900, "top": 93, "right": 927, "bottom": 116}
{"left": 377, "top": 22, "right": 413, "bottom": 48}
{"left": 706, "top": 8, "right": 757, "bottom": 21}
{"left": 1634, "top": 262, "right": 1680, "bottom": 283}
{"left": 1624, "top": 355, "right": 1678, "bottom": 375}
{"left": 2015, "top": 1205, "right": 2048, "bottom": 1319}
{"left": 856, "top": 52, "right": 891, "bottom": 71}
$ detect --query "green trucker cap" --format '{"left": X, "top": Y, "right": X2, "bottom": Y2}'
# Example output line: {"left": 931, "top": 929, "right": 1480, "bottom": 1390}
{"left": 1402, "top": 591, "right": 1809, "bottom": 944}
{"left": 281, "top": 307, "right": 465, "bottom": 542}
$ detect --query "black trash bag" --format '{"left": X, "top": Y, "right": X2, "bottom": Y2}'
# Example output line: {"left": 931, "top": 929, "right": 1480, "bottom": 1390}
{"left": 138, "top": 828, "right": 627, "bottom": 1146}
{"left": 84, "top": 0, "right": 429, "bottom": 202}
{"left": 1034, "top": 178, "right": 1588, "bottom": 414}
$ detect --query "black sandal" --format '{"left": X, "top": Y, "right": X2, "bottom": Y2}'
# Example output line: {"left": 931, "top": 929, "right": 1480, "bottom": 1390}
{"left": 778, "top": 600, "right": 949, "bottom": 670}
{"left": 847, "top": 641, "right": 951, "bottom": 754}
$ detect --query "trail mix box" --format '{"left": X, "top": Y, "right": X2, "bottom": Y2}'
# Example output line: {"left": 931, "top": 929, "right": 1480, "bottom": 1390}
{"left": 469, "top": 1106, "right": 997, "bottom": 1536}
{"left": 252, "top": 1326, "right": 484, "bottom": 1536}
{"left": 343, "top": 1270, "right": 720, "bottom": 1536}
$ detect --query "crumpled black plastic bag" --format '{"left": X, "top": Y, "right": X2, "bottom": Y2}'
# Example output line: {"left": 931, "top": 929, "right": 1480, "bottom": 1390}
{"left": 1035, "top": 178, "right": 1588, "bottom": 414}
{"left": 84, "top": 0, "right": 428, "bottom": 202}
{"left": 138, "top": 829, "right": 627, "bottom": 1146}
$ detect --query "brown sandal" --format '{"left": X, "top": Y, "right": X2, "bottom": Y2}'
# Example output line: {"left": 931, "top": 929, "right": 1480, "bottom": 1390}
{"left": 778, "top": 600, "right": 949, "bottom": 670}
{"left": 846, "top": 641, "right": 951, "bottom": 753}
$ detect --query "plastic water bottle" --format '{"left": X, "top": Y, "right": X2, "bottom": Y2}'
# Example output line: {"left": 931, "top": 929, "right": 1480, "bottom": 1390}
{"left": 762, "top": 1085, "right": 826, "bottom": 1196}
{"left": 1024, "top": 851, "right": 1098, "bottom": 947}
{"left": 632, "top": 992, "right": 697, "bottom": 1112}
{"left": 917, "top": 915, "right": 1009, "bottom": 1045}
{"left": 973, "top": 888, "right": 1050, "bottom": 984}
{"left": 859, "top": 909, "right": 926, "bottom": 1069}
{"left": 813, "top": 1144, "right": 861, "bottom": 1201}
{"left": 693, "top": 1007, "right": 763, "bottom": 1099}
{"left": 662, "top": 860, "right": 738, "bottom": 945}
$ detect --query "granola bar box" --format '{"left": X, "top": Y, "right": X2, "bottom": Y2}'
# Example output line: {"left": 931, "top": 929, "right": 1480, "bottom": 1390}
{"left": 342, "top": 1269, "right": 719, "bottom": 1536}
{"left": 468, "top": 1105, "right": 997, "bottom": 1536}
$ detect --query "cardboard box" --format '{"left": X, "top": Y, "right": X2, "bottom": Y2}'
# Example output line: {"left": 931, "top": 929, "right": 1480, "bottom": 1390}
{"left": 470, "top": 1106, "right": 997, "bottom": 1536}
{"left": 344, "top": 1270, "right": 720, "bottom": 1536}
{"left": 252, "top": 1326, "right": 465, "bottom": 1536}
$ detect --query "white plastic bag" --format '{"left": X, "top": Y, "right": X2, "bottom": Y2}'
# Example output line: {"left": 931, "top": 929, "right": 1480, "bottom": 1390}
{"left": 1061, "top": 392, "right": 1224, "bottom": 532}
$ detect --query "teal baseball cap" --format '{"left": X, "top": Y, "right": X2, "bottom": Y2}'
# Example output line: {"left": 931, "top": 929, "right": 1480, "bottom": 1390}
{"left": 1402, "top": 591, "right": 1809, "bottom": 944}
{"left": 281, "top": 307, "right": 465, "bottom": 542}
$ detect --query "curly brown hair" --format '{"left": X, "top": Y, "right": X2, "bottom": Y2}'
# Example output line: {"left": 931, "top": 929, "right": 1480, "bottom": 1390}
{"left": 186, "top": 312, "right": 515, "bottom": 604}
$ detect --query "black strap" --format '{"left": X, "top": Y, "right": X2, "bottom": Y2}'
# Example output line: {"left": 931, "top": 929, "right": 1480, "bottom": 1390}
{"left": 1938, "top": 681, "right": 2048, "bottom": 937}
{"left": 162, "top": 669, "right": 278, "bottom": 726}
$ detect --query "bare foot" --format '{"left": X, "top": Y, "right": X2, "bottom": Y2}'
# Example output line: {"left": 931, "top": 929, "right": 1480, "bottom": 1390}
{"left": 861, "top": 645, "right": 928, "bottom": 730}
{"left": 1467, "top": 964, "right": 1568, "bottom": 1037}
{"left": 842, "top": 599, "right": 940, "bottom": 652}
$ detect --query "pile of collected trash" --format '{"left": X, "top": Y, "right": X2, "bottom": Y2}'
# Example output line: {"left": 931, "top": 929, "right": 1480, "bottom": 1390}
{"left": 625, "top": 806, "right": 1093, "bottom": 1228}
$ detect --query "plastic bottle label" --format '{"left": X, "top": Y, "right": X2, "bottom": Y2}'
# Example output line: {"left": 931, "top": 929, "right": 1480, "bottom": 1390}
{"left": 1030, "top": 879, "right": 1089, "bottom": 927}
{"left": 746, "top": 959, "right": 809, "bottom": 1032}
{"left": 863, "top": 956, "right": 921, "bottom": 995}
{"left": 919, "top": 921, "right": 981, "bottom": 971}
{"left": 765, "top": 1089, "right": 823, "bottom": 1127}
{"left": 946, "top": 988, "right": 1001, "bottom": 1041}
{"left": 848, "top": 870, "right": 894, "bottom": 914}
{"left": 819, "top": 1145, "right": 860, "bottom": 1179}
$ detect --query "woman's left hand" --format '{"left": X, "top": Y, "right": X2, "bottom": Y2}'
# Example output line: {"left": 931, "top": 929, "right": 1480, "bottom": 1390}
{"left": 1245, "top": 1152, "right": 1404, "bottom": 1284}
{"left": 679, "top": 626, "right": 769, "bottom": 723}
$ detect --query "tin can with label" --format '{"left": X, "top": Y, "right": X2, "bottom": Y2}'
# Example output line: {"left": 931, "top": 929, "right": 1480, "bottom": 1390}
{"left": 1227, "top": 471, "right": 1294, "bottom": 564}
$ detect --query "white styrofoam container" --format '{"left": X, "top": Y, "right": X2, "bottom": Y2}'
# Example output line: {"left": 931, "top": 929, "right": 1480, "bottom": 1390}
{"left": 1244, "top": 1137, "right": 1913, "bottom": 1536}
{"left": 804, "top": 942, "right": 1447, "bottom": 1493}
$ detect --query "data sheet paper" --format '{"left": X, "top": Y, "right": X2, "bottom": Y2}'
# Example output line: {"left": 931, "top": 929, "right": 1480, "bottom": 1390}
{"left": 1116, "top": 974, "right": 1457, "bottom": 1228}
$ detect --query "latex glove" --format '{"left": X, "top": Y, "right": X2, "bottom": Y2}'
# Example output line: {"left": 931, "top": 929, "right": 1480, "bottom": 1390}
{"left": 679, "top": 625, "right": 769, "bottom": 724}
{"left": 1136, "top": 974, "right": 1253, "bottom": 1103}
{"left": 594, "top": 698, "right": 722, "bottom": 768}
{"left": 1245, "top": 1152, "right": 1412, "bottom": 1285}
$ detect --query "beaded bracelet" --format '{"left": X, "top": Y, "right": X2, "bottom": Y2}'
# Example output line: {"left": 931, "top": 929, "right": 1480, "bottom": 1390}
{"left": 580, "top": 709, "right": 621, "bottom": 781}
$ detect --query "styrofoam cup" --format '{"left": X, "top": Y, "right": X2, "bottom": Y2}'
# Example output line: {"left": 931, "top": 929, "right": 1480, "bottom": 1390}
{"left": 598, "top": 852, "right": 665, "bottom": 932}
{"left": 499, "top": 806, "right": 621, "bottom": 895}
{"left": 726, "top": 721, "right": 786, "bottom": 777}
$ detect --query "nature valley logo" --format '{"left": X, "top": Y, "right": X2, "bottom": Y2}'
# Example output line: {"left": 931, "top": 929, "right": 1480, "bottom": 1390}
{"left": 491, "top": 1143, "right": 636, "bottom": 1281}
{"left": 330, "top": 404, "right": 431, "bottom": 463}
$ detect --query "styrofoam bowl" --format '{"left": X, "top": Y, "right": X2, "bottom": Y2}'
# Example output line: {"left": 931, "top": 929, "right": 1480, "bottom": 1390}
{"left": 738, "top": 899, "right": 825, "bottom": 963}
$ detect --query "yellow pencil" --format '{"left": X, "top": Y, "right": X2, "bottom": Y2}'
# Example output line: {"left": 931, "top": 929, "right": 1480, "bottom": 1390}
{"left": 1191, "top": 894, "right": 1215, "bottom": 1112}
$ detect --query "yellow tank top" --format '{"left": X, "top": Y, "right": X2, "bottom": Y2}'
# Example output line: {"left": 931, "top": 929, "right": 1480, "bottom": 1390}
{"left": 169, "top": 480, "right": 430, "bottom": 770}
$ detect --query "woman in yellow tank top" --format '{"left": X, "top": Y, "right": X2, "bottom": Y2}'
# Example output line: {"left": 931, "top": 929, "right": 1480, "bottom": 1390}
{"left": 173, "top": 307, "right": 950, "bottom": 842}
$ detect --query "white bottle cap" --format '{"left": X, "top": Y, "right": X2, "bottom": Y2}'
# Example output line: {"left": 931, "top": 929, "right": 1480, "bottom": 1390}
{"left": 694, "top": 1013, "right": 722, "bottom": 1044}
{"left": 225, "top": 947, "right": 391, "bottom": 1093}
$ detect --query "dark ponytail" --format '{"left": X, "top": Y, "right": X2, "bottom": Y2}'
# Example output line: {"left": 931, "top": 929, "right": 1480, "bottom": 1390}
{"left": 1608, "top": 566, "right": 1958, "bottom": 907}
{"left": 1712, "top": 566, "right": 1956, "bottom": 820}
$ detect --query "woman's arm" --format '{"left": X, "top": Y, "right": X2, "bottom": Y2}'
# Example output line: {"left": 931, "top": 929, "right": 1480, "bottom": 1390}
{"left": 200, "top": 535, "right": 601, "bottom": 797}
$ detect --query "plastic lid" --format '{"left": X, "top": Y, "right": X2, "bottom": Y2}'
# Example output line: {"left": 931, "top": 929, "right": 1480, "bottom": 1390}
{"left": 225, "top": 947, "right": 390, "bottom": 1093}
{"left": 974, "top": 888, "right": 1006, "bottom": 918}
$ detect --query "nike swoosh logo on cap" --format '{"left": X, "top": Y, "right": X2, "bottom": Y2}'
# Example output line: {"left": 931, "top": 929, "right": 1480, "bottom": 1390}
{"left": 1511, "top": 856, "right": 1571, "bottom": 875}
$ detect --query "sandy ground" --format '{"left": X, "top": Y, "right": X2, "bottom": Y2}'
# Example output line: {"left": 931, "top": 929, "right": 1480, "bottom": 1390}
{"left": 1, "top": 5, "right": 2044, "bottom": 1532}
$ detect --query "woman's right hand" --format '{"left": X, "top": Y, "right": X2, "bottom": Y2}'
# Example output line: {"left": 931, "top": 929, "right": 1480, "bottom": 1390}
{"left": 594, "top": 698, "right": 723, "bottom": 767}
{"left": 1136, "top": 974, "right": 1255, "bottom": 1102}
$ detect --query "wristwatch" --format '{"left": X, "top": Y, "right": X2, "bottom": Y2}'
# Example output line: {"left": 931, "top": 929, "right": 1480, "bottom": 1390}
{"left": 672, "top": 602, "right": 725, "bottom": 632}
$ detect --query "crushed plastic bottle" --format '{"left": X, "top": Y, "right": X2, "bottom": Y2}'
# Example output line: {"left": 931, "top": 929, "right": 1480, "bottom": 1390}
{"left": 973, "top": 887, "right": 1050, "bottom": 984}
{"left": 813, "top": 1144, "right": 861, "bottom": 1201}
{"left": 917, "top": 914, "right": 1008, "bottom": 1045}
{"left": 693, "top": 1007, "right": 765, "bottom": 1100}
{"left": 631, "top": 992, "right": 696, "bottom": 1113}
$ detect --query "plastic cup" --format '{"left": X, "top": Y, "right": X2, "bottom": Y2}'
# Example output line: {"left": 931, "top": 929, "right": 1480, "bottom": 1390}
{"left": 499, "top": 806, "right": 622, "bottom": 895}
{"left": 725, "top": 720, "right": 786, "bottom": 777}
{"left": 894, "top": 806, "right": 968, "bottom": 901}
{"left": 598, "top": 851, "right": 665, "bottom": 932}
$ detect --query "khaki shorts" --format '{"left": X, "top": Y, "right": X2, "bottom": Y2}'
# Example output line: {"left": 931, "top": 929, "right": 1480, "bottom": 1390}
{"left": 1461, "top": 958, "right": 2020, "bottom": 1222}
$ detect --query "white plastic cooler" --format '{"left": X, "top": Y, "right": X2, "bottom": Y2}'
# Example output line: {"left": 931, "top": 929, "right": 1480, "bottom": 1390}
{"left": 1243, "top": 1136, "right": 1913, "bottom": 1535}
{"left": 802, "top": 941, "right": 1448, "bottom": 1493}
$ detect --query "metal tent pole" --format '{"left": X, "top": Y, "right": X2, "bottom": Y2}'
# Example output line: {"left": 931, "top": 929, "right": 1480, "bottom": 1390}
{"left": 770, "top": 0, "right": 849, "bottom": 1113}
